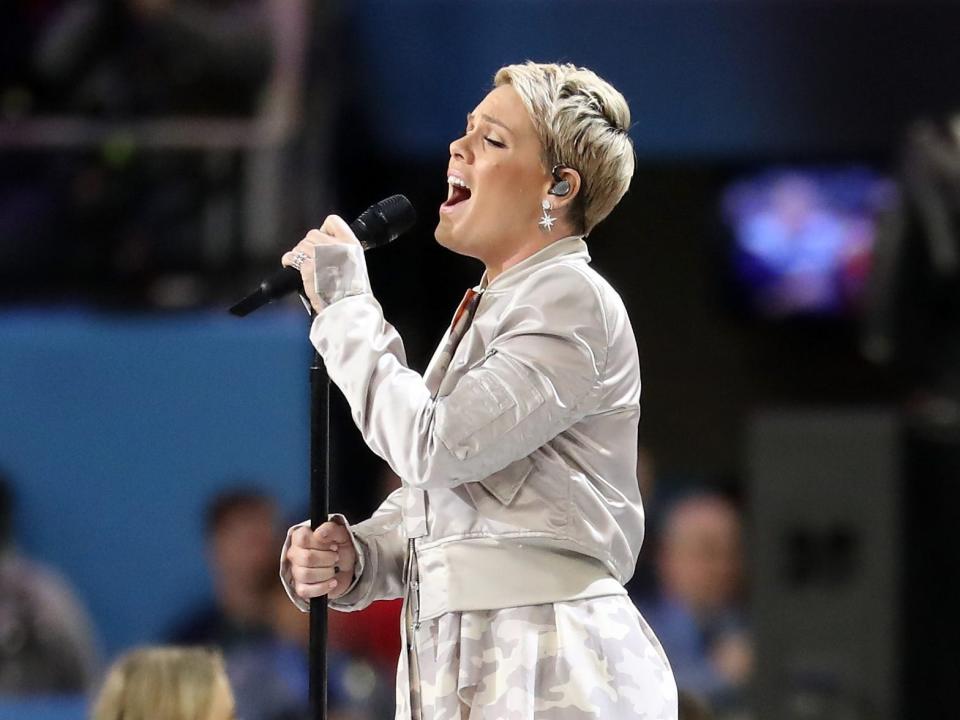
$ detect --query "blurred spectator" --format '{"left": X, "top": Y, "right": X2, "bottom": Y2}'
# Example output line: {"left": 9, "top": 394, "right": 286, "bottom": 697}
{"left": 638, "top": 492, "right": 752, "bottom": 716}
{"left": 0, "top": 470, "right": 100, "bottom": 694}
{"left": 225, "top": 581, "right": 310, "bottom": 720}
{"left": 327, "top": 596, "right": 402, "bottom": 680}
{"left": 679, "top": 689, "right": 716, "bottom": 720}
{"left": 228, "top": 580, "right": 392, "bottom": 720}
{"left": 168, "top": 488, "right": 278, "bottom": 650}
{"left": 92, "top": 646, "right": 235, "bottom": 720}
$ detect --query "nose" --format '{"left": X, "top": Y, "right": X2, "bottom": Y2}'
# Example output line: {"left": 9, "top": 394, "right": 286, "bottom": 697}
{"left": 449, "top": 132, "right": 471, "bottom": 162}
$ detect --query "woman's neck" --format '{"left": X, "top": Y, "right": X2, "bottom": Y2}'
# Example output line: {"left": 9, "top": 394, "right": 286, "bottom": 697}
{"left": 484, "top": 232, "right": 566, "bottom": 282}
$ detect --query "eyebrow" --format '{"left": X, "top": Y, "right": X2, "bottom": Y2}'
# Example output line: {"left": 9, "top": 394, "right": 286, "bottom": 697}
{"left": 467, "top": 112, "right": 514, "bottom": 135}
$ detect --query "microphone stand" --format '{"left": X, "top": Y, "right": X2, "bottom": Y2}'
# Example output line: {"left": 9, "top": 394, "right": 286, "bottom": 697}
{"left": 309, "top": 349, "right": 330, "bottom": 720}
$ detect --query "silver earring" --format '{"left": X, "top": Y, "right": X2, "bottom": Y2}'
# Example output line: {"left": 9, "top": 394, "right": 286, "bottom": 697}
{"left": 539, "top": 199, "right": 556, "bottom": 232}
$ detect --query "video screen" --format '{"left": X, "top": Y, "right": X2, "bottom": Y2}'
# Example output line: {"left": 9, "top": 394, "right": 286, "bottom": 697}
{"left": 721, "top": 167, "right": 896, "bottom": 319}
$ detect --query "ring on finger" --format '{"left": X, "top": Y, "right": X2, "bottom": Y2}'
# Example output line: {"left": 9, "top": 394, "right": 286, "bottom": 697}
{"left": 290, "top": 250, "right": 310, "bottom": 270}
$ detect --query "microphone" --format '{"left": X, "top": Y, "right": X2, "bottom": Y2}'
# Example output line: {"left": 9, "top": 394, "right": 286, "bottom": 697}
{"left": 229, "top": 195, "right": 416, "bottom": 317}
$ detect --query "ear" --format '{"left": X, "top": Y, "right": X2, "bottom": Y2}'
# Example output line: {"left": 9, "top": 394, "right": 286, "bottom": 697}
{"left": 547, "top": 165, "right": 582, "bottom": 212}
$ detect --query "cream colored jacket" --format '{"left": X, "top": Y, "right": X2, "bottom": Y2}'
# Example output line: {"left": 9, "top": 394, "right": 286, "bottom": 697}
{"left": 281, "top": 236, "right": 645, "bottom": 621}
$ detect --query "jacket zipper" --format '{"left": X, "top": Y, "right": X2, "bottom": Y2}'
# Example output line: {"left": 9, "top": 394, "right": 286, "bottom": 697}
{"left": 411, "top": 538, "right": 421, "bottom": 630}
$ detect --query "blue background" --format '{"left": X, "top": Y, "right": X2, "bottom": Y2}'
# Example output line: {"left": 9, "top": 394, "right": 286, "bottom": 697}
{"left": 0, "top": 308, "right": 312, "bottom": 656}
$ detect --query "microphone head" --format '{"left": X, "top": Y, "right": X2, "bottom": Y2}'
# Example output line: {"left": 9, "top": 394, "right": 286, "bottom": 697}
{"left": 353, "top": 194, "right": 417, "bottom": 250}
{"left": 229, "top": 194, "right": 416, "bottom": 317}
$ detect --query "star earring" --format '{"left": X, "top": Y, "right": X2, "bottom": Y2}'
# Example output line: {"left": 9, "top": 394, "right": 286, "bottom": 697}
{"left": 539, "top": 200, "right": 556, "bottom": 232}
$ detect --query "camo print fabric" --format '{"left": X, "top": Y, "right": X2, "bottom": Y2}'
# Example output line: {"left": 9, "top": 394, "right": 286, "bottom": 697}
{"left": 395, "top": 594, "right": 678, "bottom": 720}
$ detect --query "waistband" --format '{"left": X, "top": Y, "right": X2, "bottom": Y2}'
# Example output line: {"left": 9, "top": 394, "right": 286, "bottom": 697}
{"left": 414, "top": 536, "right": 625, "bottom": 621}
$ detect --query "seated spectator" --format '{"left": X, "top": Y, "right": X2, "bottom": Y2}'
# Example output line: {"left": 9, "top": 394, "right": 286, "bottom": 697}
{"left": 92, "top": 646, "right": 235, "bottom": 720}
{"left": 0, "top": 470, "right": 100, "bottom": 694}
{"left": 638, "top": 492, "right": 753, "bottom": 715}
{"left": 227, "top": 581, "right": 311, "bottom": 720}
{"left": 228, "top": 581, "right": 392, "bottom": 720}
{"left": 168, "top": 488, "right": 278, "bottom": 650}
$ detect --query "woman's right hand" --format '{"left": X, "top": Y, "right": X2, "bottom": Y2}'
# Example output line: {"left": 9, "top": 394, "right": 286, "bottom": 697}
{"left": 285, "top": 521, "right": 357, "bottom": 601}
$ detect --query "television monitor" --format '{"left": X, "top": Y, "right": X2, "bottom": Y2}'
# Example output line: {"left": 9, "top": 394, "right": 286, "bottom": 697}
{"left": 721, "top": 167, "right": 897, "bottom": 319}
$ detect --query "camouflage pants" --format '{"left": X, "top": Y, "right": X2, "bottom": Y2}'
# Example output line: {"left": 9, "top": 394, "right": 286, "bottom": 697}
{"left": 398, "top": 595, "right": 678, "bottom": 720}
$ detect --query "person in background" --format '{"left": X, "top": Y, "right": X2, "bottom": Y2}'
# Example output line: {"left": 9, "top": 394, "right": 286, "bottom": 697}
{"left": 0, "top": 470, "right": 100, "bottom": 694}
{"left": 224, "top": 580, "right": 314, "bottom": 720}
{"left": 639, "top": 492, "right": 753, "bottom": 715}
{"left": 227, "top": 580, "right": 393, "bottom": 720}
{"left": 679, "top": 690, "right": 716, "bottom": 720}
{"left": 91, "top": 646, "right": 236, "bottom": 720}
{"left": 168, "top": 488, "right": 278, "bottom": 650}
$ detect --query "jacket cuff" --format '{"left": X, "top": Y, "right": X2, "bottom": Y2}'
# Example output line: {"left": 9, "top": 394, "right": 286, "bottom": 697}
{"left": 327, "top": 522, "right": 384, "bottom": 612}
{"left": 328, "top": 513, "right": 367, "bottom": 605}
{"left": 311, "top": 244, "right": 371, "bottom": 309}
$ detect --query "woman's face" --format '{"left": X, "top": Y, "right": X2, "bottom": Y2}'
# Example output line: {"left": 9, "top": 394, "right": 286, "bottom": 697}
{"left": 435, "top": 85, "right": 552, "bottom": 268}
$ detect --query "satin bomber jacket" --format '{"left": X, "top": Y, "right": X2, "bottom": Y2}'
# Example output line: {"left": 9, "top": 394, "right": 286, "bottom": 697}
{"left": 280, "top": 235, "right": 645, "bottom": 619}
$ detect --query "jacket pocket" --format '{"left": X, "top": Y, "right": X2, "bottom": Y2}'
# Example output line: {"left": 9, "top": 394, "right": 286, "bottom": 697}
{"left": 478, "top": 455, "right": 535, "bottom": 506}
{"left": 436, "top": 352, "right": 546, "bottom": 462}
{"left": 437, "top": 371, "right": 518, "bottom": 460}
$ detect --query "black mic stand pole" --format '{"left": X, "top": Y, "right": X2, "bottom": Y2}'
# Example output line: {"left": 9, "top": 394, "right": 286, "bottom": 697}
{"left": 309, "top": 349, "right": 330, "bottom": 720}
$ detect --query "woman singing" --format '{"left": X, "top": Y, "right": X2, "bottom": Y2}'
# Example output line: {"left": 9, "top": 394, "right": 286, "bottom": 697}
{"left": 280, "top": 61, "right": 678, "bottom": 719}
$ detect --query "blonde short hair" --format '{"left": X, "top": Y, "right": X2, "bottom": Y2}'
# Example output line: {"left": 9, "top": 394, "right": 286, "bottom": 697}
{"left": 494, "top": 62, "right": 635, "bottom": 235}
{"left": 92, "top": 647, "right": 228, "bottom": 720}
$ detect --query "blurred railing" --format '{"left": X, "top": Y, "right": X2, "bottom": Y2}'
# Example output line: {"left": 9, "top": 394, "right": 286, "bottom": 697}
{"left": 0, "top": 116, "right": 287, "bottom": 149}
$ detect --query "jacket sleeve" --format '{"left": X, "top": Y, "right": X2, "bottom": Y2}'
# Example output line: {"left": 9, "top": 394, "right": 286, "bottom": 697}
{"left": 308, "top": 244, "right": 609, "bottom": 489}
{"left": 280, "top": 489, "right": 407, "bottom": 613}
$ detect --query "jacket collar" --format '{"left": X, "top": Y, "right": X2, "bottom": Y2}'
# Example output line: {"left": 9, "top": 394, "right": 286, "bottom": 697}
{"left": 479, "top": 236, "right": 590, "bottom": 294}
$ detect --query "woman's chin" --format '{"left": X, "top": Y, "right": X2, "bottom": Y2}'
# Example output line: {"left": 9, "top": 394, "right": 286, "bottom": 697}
{"left": 434, "top": 218, "right": 455, "bottom": 249}
{"left": 434, "top": 220, "right": 483, "bottom": 260}
{"left": 436, "top": 210, "right": 464, "bottom": 244}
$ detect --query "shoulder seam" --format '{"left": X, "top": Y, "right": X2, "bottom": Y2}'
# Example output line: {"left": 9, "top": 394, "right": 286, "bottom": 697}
{"left": 509, "top": 260, "right": 612, "bottom": 393}
{"left": 557, "top": 262, "right": 611, "bottom": 380}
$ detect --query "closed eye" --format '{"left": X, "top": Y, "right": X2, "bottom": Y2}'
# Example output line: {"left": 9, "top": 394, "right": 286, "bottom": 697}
{"left": 484, "top": 137, "right": 506, "bottom": 148}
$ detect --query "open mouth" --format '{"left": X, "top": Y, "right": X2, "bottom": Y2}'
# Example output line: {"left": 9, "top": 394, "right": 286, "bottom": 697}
{"left": 442, "top": 175, "right": 472, "bottom": 211}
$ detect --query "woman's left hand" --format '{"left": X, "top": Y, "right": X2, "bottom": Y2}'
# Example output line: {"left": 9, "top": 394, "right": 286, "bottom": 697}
{"left": 281, "top": 215, "right": 361, "bottom": 314}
